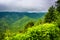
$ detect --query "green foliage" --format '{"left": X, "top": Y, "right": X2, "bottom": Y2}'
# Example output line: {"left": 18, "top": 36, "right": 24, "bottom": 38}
{"left": 56, "top": 15, "right": 60, "bottom": 28}
{"left": 0, "top": 19, "right": 9, "bottom": 30}
{"left": 44, "top": 6, "right": 57, "bottom": 23}
{"left": 26, "top": 23, "right": 60, "bottom": 40}
{"left": 0, "top": 32, "right": 5, "bottom": 40}
{"left": 34, "top": 18, "right": 42, "bottom": 26}
{"left": 35, "top": 17, "right": 45, "bottom": 26}
{"left": 10, "top": 16, "right": 36, "bottom": 32}
{"left": 1, "top": 3, "right": 60, "bottom": 40}
{"left": 53, "top": 10, "right": 60, "bottom": 28}
{"left": 4, "top": 23, "right": 60, "bottom": 40}
{"left": 0, "top": 11, "right": 60, "bottom": 40}
{"left": 56, "top": 0, "right": 60, "bottom": 12}
{"left": 24, "top": 21, "right": 34, "bottom": 30}
{"left": 0, "top": 19, "right": 9, "bottom": 40}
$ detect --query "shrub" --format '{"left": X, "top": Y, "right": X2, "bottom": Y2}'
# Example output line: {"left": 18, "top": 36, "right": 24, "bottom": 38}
{"left": 26, "top": 23, "right": 60, "bottom": 40}
{"left": 4, "top": 23, "right": 60, "bottom": 40}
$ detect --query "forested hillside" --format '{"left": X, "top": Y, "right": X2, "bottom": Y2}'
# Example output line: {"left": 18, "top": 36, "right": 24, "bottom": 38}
{"left": 0, "top": 12, "right": 45, "bottom": 24}
{"left": 0, "top": 0, "right": 60, "bottom": 40}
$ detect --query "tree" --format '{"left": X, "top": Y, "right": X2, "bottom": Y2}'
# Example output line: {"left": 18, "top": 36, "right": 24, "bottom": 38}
{"left": 56, "top": 15, "right": 60, "bottom": 28}
{"left": 24, "top": 21, "right": 34, "bottom": 29}
{"left": 56, "top": 0, "right": 60, "bottom": 12}
{"left": 44, "top": 6, "right": 57, "bottom": 23}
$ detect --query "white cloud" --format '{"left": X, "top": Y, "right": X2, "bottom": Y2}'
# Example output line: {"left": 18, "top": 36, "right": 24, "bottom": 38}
{"left": 0, "top": 0, "right": 56, "bottom": 12}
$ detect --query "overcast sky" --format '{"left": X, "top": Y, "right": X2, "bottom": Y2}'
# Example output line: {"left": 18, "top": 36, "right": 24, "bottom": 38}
{"left": 0, "top": 0, "right": 57, "bottom": 12}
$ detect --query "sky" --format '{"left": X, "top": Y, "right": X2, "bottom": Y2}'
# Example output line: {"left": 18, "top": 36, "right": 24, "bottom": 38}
{"left": 0, "top": 0, "right": 57, "bottom": 12}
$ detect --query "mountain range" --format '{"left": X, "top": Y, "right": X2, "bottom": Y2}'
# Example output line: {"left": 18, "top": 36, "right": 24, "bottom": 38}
{"left": 0, "top": 12, "right": 46, "bottom": 24}
{"left": 0, "top": 12, "right": 46, "bottom": 32}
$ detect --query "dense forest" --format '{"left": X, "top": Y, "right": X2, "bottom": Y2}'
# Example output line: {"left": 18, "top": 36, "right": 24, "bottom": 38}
{"left": 0, "top": 0, "right": 60, "bottom": 40}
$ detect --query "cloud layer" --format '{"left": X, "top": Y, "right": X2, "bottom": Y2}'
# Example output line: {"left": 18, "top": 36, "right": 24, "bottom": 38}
{"left": 0, "top": 0, "right": 56, "bottom": 12}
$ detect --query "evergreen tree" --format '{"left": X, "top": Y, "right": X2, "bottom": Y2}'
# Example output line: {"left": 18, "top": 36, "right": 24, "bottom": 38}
{"left": 56, "top": 0, "right": 60, "bottom": 12}
{"left": 44, "top": 6, "right": 57, "bottom": 23}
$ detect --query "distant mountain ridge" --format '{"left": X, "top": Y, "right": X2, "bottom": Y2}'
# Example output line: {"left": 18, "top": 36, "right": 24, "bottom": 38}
{"left": 0, "top": 12, "right": 46, "bottom": 18}
{"left": 0, "top": 12, "right": 46, "bottom": 25}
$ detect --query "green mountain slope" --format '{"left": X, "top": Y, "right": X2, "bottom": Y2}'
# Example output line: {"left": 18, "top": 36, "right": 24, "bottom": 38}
{"left": 0, "top": 12, "right": 46, "bottom": 32}
{"left": 10, "top": 16, "right": 36, "bottom": 32}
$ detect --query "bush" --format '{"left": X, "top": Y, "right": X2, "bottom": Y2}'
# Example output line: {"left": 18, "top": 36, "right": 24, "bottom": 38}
{"left": 26, "top": 23, "right": 60, "bottom": 40}
{"left": 4, "top": 23, "right": 60, "bottom": 40}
